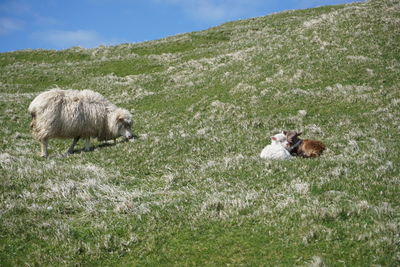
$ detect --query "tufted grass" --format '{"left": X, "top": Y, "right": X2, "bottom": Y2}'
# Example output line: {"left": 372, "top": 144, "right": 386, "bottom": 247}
{"left": 1, "top": 0, "right": 399, "bottom": 265}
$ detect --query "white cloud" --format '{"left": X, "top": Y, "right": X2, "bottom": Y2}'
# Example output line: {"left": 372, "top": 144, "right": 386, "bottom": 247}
{"left": 0, "top": 1, "right": 31, "bottom": 15}
{"left": 154, "top": 0, "right": 358, "bottom": 22}
{"left": 32, "top": 30, "right": 119, "bottom": 49}
{"left": 153, "top": 0, "right": 265, "bottom": 22}
{"left": 0, "top": 1, "right": 59, "bottom": 28}
{"left": 0, "top": 17, "right": 24, "bottom": 34}
{"left": 33, "top": 14, "right": 60, "bottom": 26}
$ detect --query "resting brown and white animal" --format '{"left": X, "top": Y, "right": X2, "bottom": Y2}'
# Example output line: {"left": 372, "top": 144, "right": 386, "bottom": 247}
{"left": 29, "top": 88, "right": 133, "bottom": 157}
{"left": 284, "top": 130, "right": 325, "bottom": 158}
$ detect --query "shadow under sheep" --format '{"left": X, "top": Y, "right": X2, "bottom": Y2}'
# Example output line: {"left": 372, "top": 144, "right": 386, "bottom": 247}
{"left": 54, "top": 134, "right": 139, "bottom": 158}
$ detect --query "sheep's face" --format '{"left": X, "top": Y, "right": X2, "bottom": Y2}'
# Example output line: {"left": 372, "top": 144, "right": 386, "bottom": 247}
{"left": 117, "top": 117, "right": 133, "bottom": 139}
{"left": 271, "top": 132, "right": 289, "bottom": 147}
{"left": 284, "top": 131, "right": 302, "bottom": 146}
{"left": 112, "top": 108, "right": 134, "bottom": 140}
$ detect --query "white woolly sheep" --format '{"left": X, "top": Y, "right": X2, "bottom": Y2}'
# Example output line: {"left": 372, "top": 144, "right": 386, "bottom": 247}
{"left": 260, "top": 132, "right": 292, "bottom": 160}
{"left": 29, "top": 88, "right": 133, "bottom": 157}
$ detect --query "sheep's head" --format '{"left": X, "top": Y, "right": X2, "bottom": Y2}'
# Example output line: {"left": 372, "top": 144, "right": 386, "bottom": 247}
{"left": 115, "top": 109, "right": 133, "bottom": 140}
{"left": 283, "top": 130, "right": 302, "bottom": 146}
{"left": 271, "top": 132, "right": 289, "bottom": 147}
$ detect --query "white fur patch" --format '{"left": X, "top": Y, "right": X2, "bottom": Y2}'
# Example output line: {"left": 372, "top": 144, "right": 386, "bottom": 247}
{"left": 260, "top": 132, "right": 292, "bottom": 160}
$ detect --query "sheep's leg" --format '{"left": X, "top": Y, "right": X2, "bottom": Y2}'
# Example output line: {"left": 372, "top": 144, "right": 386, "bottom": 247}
{"left": 40, "top": 138, "right": 49, "bottom": 158}
{"left": 66, "top": 137, "right": 80, "bottom": 155}
{"left": 84, "top": 138, "right": 92, "bottom": 152}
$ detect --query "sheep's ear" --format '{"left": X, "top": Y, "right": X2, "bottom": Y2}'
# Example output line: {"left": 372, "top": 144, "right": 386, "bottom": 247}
{"left": 297, "top": 132, "right": 303, "bottom": 136}
{"left": 271, "top": 136, "right": 277, "bottom": 141}
{"left": 117, "top": 116, "right": 124, "bottom": 122}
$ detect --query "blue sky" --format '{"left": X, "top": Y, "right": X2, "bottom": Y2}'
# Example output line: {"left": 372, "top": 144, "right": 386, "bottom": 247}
{"left": 0, "top": 0, "right": 361, "bottom": 52}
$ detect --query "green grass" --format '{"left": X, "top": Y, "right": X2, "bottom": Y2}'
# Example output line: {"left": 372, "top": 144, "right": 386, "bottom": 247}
{"left": 1, "top": 0, "right": 399, "bottom": 266}
{"left": 88, "top": 58, "right": 165, "bottom": 77}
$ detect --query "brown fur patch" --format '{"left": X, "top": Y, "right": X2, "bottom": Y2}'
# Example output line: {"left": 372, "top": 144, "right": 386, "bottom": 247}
{"left": 299, "top": 139, "right": 325, "bottom": 158}
{"left": 284, "top": 130, "right": 325, "bottom": 158}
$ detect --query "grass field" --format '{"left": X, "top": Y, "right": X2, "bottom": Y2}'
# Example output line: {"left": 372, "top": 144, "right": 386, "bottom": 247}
{"left": 1, "top": 0, "right": 399, "bottom": 265}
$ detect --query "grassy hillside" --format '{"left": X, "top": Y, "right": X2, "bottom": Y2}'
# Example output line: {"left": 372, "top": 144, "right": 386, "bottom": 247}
{"left": 1, "top": 0, "right": 399, "bottom": 265}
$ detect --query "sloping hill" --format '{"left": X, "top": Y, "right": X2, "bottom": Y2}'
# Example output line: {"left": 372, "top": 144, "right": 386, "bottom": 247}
{"left": 1, "top": 0, "right": 399, "bottom": 265}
